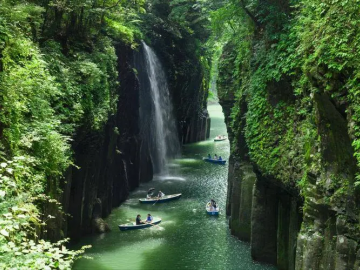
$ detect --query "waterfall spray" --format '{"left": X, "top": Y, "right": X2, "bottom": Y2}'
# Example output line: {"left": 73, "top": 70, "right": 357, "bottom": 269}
{"left": 141, "top": 42, "right": 180, "bottom": 174}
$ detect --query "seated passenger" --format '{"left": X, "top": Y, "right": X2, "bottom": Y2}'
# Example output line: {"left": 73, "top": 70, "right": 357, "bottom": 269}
{"left": 218, "top": 156, "right": 222, "bottom": 161}
{"left": 158, "top": 190, "right": 165, "bottom": 198}
{"left": 208, "top": 154, "right": 211, "bottom": 159}
{"left": 136, "top": 214, "right": 144, "bottom": 225}
{"left": 146, "top": 213, "right": 153, "bottom": 223}
{"left": 211, "top": 199, "right": 217, "bottom": 209}
{"left": 214, "top": 154, "right": 218, "bottom": 160}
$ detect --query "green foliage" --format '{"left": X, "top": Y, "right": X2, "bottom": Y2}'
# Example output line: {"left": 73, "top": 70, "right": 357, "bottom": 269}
{"left": 0, "top": 158, "right": 91, "bottom": 269}
{"left": 40, "top": 0, "right": 144, "bottom": 45}
{"left": 0, "top": 0, "right": 146, "bottom": 267}
{"left": 214, "top": 0, "right": 360, "bottom": 206}
{"left": 142, "top": 0, "right": 218, "bottom": 120}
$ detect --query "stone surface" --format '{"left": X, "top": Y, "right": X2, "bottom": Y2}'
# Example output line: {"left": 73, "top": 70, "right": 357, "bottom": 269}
{"left": 50, "top": 40, "right": 211, "bottom": 241}
{"left": 251, "top": 178, "right": 278, "bottom": 265}
{"left": 238, "top": 162, "right": 256, "bottom": 241}
{"left": 59, "top": 43, "right": 153, "bottom": 241}
{"left": 92, "top": 218, "right": 111, "bottom": 233}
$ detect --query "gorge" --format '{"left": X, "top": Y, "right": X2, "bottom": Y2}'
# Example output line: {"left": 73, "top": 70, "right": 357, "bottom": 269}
{"left": 1, "top": 0, "right": 360, "bottom": 270}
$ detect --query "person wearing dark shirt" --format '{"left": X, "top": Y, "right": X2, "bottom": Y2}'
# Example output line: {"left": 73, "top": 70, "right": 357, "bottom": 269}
{"left": 211, "top": 199, "right": 217, "bottom": 209}
{"left": 136, "top": 214, "right": 144, "bottom": 225}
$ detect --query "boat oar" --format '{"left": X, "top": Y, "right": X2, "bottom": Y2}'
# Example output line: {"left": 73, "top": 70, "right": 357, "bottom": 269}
{"left": 153, "top": 198, "right": 160, "bottom": 205}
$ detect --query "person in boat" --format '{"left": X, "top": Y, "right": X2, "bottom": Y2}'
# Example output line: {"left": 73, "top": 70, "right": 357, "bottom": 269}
{"left": 210, "top": 199, "right": 217, "bottom": 210}
{"left": 146, "top": 213, "right": 153, "bottom": 223}
{"left": 136, "top": 214, "right": 145, "bottom": 225}
{"left": 218, "top": 156, "right": 222, "bottom": 161}
{"left": 147, "top": 188, "right": 155, "bottom": 199}
{"left": 214, "top": 154, "right": 218, "bottom": 160}
{"left": 208, "top": 153, "right": 211, "bottom": 159}
{"left": 158, "top": 190, "right": 165, "bottom": 198}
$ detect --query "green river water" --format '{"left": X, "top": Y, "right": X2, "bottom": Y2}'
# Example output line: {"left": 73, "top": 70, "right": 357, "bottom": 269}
{"left": 73, "top": 104, "right": 276, "bottom": 270}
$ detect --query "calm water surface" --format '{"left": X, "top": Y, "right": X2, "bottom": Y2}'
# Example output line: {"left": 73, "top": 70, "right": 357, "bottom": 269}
{"left": 73, "top": 104, "right": 276, "bottom": 270}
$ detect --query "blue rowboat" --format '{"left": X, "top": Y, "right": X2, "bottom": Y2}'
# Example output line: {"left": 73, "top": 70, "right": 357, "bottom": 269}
{"left": 206, "top": 202, "right": 219, "bottom": 216}
{"left": 203, "top": 158, "right": 226, "bottom": 165}
{"left": 139, "top": 193, "right": 182, "bottom": 204}
{"left": 119, "top": 218, "right": 162, "bottom": 231}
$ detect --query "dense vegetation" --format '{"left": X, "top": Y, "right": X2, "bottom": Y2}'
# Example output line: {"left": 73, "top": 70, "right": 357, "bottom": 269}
{"left": 5, "top": 0, "right": 360, "bottom": 267}
{"left": 0, "top": 0, "right": 144, "bottom": 267}
{"left": 0, "top": 0, "right": 217, "bottom": 268}
{"left": 141, "top": 0, "right": 224, "bottom": 133}
{"left": 215, "top": 0, "right": 360, "bottom": 254}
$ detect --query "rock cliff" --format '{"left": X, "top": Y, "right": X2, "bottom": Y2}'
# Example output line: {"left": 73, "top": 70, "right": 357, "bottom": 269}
{"left": 58, "top": 44, "right": 153, "bottom": 240}
{"left": 218, "top": 24, "right": 360, "bottom": 269}
{"left": 48, "top": 39, "right": 210, "bottom": 241}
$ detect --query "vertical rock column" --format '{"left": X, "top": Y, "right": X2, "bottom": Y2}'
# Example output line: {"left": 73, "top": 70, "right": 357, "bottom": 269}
{"left": 231, "top": 162, "right": 257, "bottom": 241}
{"left": 251, "top": 178, "right": 278, "bottom": 265}
{"left": 277, "top": 194, "right": 302, "bottom": 270}
{"left": 62, "top": 43, "right": 154, "bottom": 240}
{"left": 277, "top": 193, "right": 291, "bottom": 269}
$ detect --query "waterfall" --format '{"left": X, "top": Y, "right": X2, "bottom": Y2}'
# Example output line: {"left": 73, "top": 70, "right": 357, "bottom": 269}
{"left": 138, "top": 42, "right": 180, "bottom": 174}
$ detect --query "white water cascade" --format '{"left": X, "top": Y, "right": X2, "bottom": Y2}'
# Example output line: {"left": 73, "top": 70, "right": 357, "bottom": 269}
{"left": 141, "top": 42, "right": 180, "bottom": 174}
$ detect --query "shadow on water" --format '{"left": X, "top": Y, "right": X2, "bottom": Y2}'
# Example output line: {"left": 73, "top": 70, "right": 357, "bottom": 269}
{"left": 73, "top": 104, "right": 276, "bottom": 270}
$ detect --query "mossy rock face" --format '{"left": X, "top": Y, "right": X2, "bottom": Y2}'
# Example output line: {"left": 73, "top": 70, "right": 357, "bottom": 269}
{"left": 215, "top": 0, "right": 360, "bottom": 268}
{"left": 314, "top": 93, "right": 356, "bottom": 176}
{"left": 296, "top": 232, "right": 324, "bottom": 270}
{"left": 217, "top": 41, "right": 239, "bottom": 102}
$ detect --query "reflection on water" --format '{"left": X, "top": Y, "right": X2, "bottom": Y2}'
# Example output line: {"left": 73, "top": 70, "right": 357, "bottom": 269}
{"left": 155, "top": 175, "right": 186, "bottom": 181}
{"left": 73, "top": 104, "right": 276, "bottom": 270}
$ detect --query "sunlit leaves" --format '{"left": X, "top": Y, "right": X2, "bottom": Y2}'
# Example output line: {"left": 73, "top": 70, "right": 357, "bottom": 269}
{"left": 0, "top": 0, "right": 126, "bottom": 267}
{"left": 0, "top": 159, "right": 91, "bottom": 269}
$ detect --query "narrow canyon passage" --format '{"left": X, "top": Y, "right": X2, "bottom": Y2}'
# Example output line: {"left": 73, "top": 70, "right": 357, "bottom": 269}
{"left": 73, "top": 104, "right": 276, "bottom": 270}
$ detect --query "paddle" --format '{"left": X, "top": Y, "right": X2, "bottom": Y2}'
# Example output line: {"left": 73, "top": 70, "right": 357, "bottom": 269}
{"left": 153, "top": 198, "right": 160, "bottom": 205}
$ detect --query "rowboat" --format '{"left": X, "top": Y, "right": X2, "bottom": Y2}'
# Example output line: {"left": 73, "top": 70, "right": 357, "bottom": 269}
{"left": 118, "top": 217, "right": 162, "bottom": 231}
{"left": 139, "top": 193, "right": 182, "bottom": 204}
{"left": 214, "top": 136, "right": 227, "bottom": 141}
{"left": 206, "top": 202, "right": 219, "bottom": 216}
{"left": 203, "top": 158, "right": 226, "bottom": 165}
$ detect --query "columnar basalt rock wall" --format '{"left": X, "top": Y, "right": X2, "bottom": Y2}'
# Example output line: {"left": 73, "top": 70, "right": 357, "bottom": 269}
{"left": 218, "top": 35, "right": 360, "bottom": 269}
{"left": 182, "top": 109, "right": 211, "bottom": 143}
{"left": 214, "top": 0, "right": 360, "bottom": 268}
{"left": 228, "top": 159, "right": 255, "bottom": 242}
{"left": 295, "top": 92, "right": 359, "bottom": 270}
{"left": 225, "top": 152, "right": 303, "bottom": 269}
{"left": 153, "top": 42, "right": 210, "bottom": 144}
{"left": 220, "top": 81, "right": 360, "bottom": 269}
{"left": 218, "top": 40, "right": 304, "bottom": 269}
{"left": 58, "top": 33, "right": 210, "bottom": 240}
{"left": 142, "top": 1, "right": 211, "bottom": 144}
{"left": 62, "top": 44, "right": 153, "bottom": 240}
